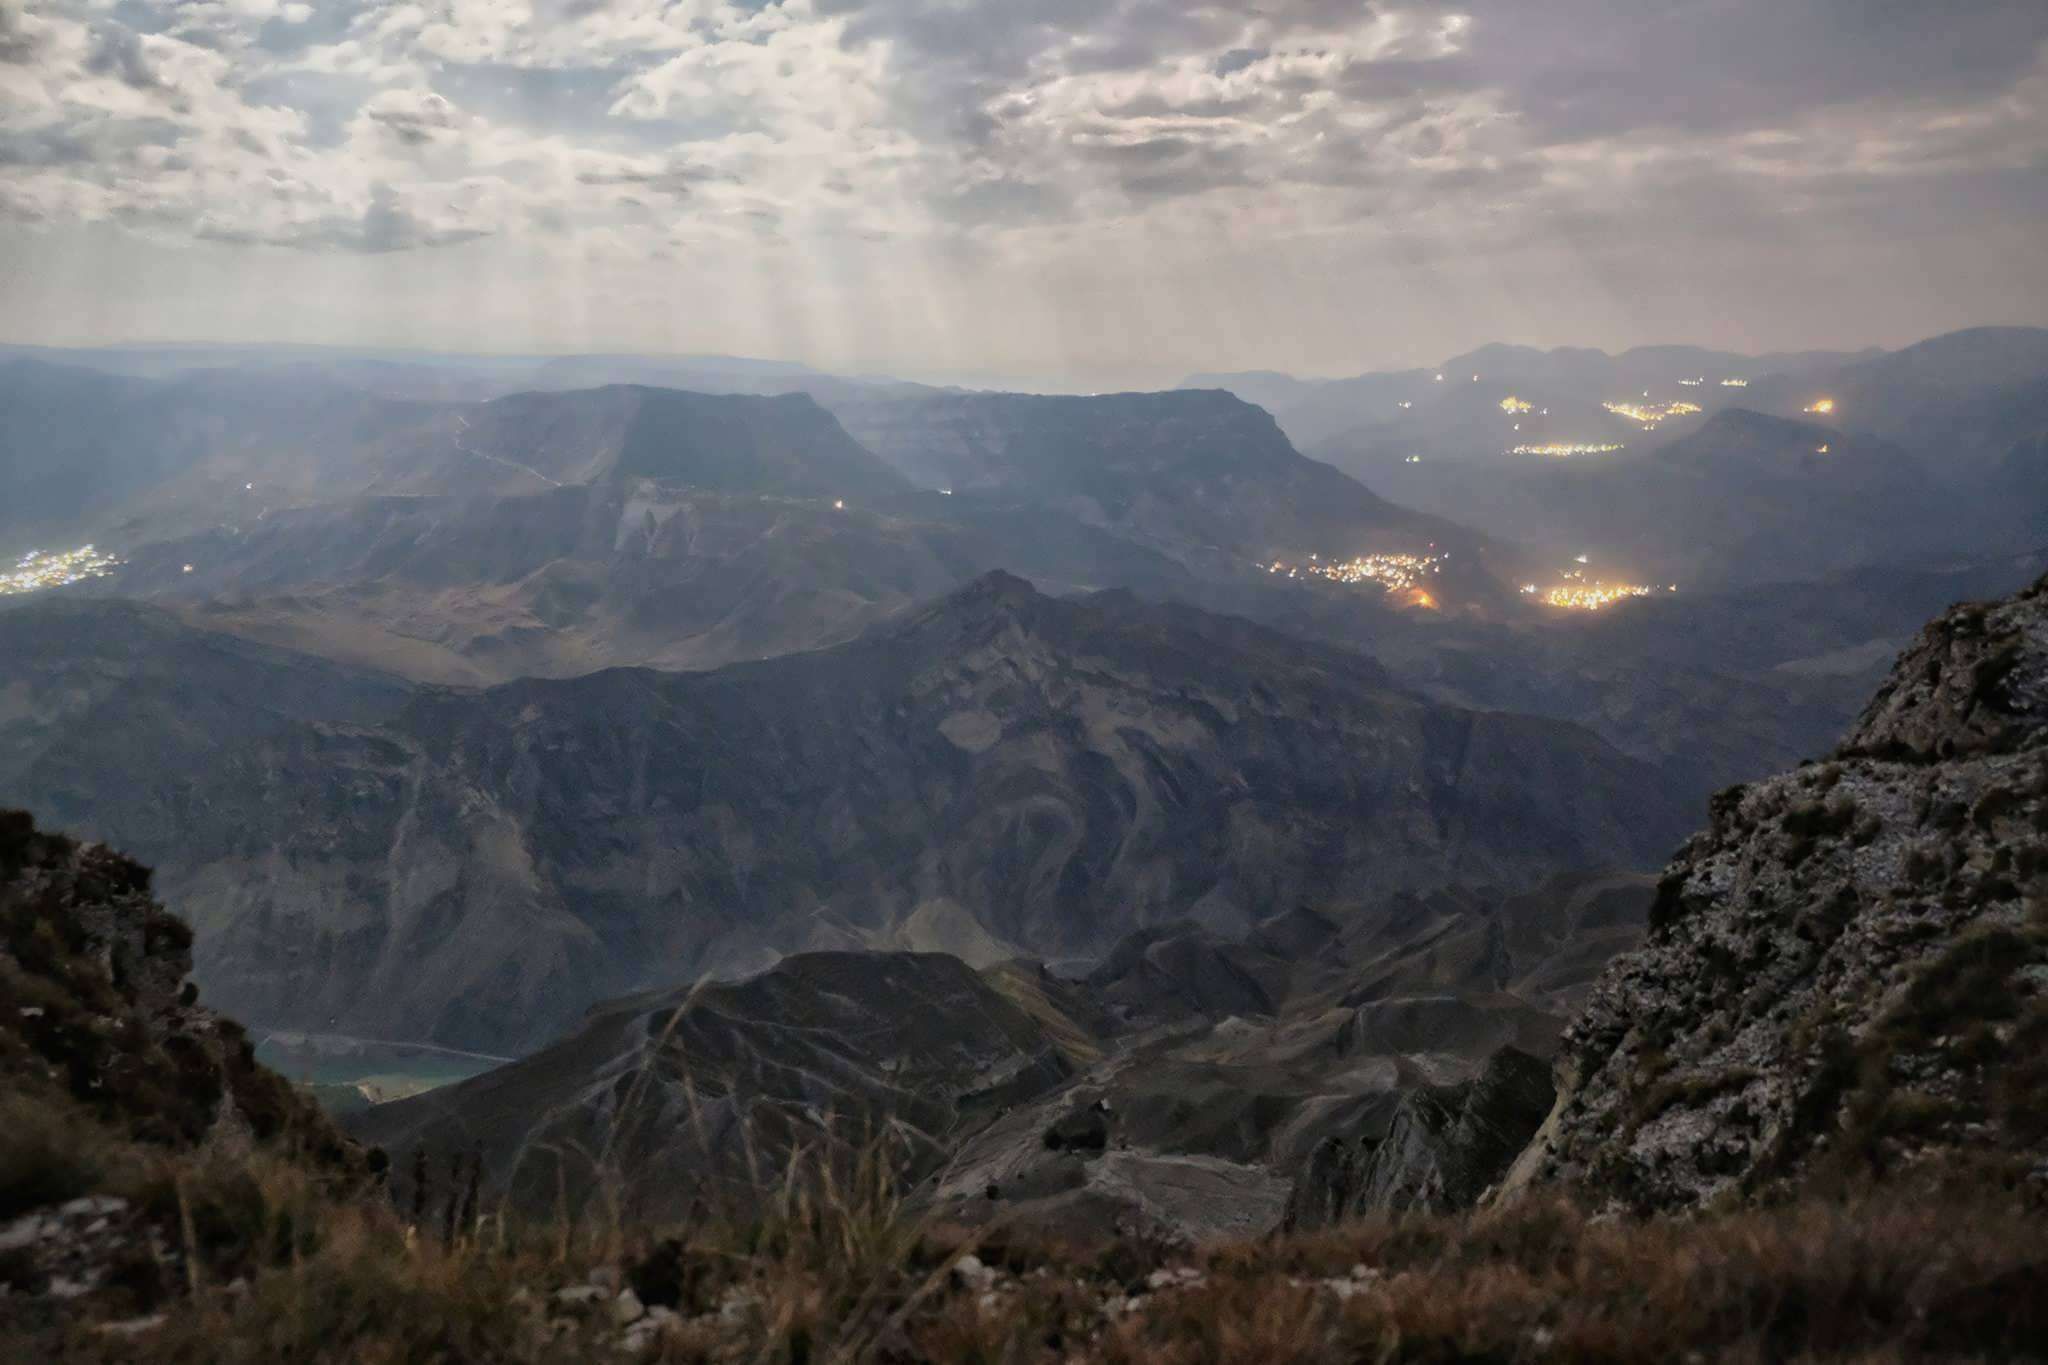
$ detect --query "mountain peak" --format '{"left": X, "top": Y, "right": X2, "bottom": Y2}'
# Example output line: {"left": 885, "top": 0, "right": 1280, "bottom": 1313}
{"left": 955, "top": 568, "right": 1042, "bottom": 604}
{"left": 886, "top": 569, "right": 1049, "bottom": 639}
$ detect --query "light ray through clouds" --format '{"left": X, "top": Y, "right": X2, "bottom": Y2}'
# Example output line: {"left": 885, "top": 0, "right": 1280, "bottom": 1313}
{"left": 0, "top": 0, "right": 2043, "bottom": 384}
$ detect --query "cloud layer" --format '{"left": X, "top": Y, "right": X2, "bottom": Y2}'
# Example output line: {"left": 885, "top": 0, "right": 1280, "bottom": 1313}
{"left": 2, "top": 0, "right": 2044, "bottom": 378}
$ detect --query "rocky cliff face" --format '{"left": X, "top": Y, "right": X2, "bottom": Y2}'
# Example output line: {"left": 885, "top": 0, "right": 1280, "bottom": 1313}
{"left": 1283, "top": 1045, "right": 1554, "bottom": 1229}
{"left": 1508, "top": 573, "right": 2048, "bottom": 1212}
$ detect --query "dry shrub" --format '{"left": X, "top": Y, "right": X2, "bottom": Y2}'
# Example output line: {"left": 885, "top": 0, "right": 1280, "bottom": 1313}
{"left": 10, "top": 1153, "right": 2045, "bottom": 1363}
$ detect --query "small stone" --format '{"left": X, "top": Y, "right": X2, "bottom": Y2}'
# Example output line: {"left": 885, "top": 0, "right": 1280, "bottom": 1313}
{"left": 59, "top": 1196, "right": 126, "bottom": 1219}
{"left": 952, "top": 1254, "right": 998, "bottom": 1292}
{"left": 92, "top": 1315, "right": 166, "bottom": 1338}
{"left": 553, "top": 1285, "right": 608, "bottom": 1308}
{"left": 49, "top": 1274, "right": 97, "bottom": 1300}
{"left": 1144, "top": 1267, "right": 1203, "bottom": 1292}
{"left": 611, "top": 1288, "right": 646, "bottom": 1326}
{"left": 0, "top": 1217, "right": 50, "bottom": 1253}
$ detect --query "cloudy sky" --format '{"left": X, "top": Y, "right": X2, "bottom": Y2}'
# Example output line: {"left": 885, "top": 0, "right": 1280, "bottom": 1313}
{"left": 2, "top": 0, "right": 2045, "bottom": 386}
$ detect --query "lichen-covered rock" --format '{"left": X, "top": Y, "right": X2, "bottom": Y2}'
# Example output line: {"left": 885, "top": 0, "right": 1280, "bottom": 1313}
{"left": 1283, "top": 1045, "right": 1553, "bottom": 1228}
{"left": 1843, "top": 574, "right": 2048, "bottom": 761}
{"left": 1507, "top": 574, "right": 2048, "bottom": 1213}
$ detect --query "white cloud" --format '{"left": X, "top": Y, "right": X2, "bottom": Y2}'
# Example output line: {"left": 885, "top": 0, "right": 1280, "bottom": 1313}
{"left": 0, "top": 0, "right": 2041, "bottom": 373}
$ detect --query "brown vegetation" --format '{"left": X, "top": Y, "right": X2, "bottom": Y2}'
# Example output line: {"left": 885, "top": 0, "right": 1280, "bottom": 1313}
{"left": 8, "top": 1146, "right": 2046, "bottom": 1363}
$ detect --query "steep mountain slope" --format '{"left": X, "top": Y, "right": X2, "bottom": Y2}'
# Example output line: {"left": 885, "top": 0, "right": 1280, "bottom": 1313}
{"left": 1507, "top": 571, "right": 2048, "bottom": 1211}
{"left": 351, "top": 951, "right": 1069, "bottom": 1223}
{"left": 0, "top": 576, "right": 1686, "bottom": 1054}
{"left": 59, "top": 378, "right": 1516, "bottom": 684}
{"left": 1318, "top": 407, "right": 1959, "bottom": 588}
{"left": 0, "top": 360, "right": 449, "bottom": 554}
{"left": 0, "top": 367, "right": 913, "bottom": 562}
{"left": 919, "top": 870, "right": 1654, "bottom": 1239}
{"left": 1745, "top": 326, "right": 2048, "bottom": 465}
{"left": 100, "top": 481, "right": 1194, "bottom": 684}
{"left": 350, "top": 870, "right": 1654, "bottom": 1241}
{"left": 366, "top": 386, "right": 914, "bottom": 500}
{"left": 1282, "top": 328, "right": 2047, "bottom": 583}
{"left": 0, "top": 598, "right": 412, "bottom": 833}
{"left": 1149, "top": 551, "right": 2048, "bottom": 808}
{"left": 829, "top": 389, "right": 1510, "bottom": 600}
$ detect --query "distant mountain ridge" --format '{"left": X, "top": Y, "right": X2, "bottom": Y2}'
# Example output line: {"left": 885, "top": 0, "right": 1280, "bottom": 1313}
{"left": 832, "top": 387, "right": 1507, "bottom": 595}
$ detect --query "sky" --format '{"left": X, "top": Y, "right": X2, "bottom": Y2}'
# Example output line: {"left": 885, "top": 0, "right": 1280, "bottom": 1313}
{"left": 2, "top": 0, "right": 2045, "bottom": 388}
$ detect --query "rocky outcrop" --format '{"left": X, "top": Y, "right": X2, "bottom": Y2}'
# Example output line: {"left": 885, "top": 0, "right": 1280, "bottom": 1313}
{"left": 0, "top": 809, "right": 357, "bottom": 1177}
{"left": 920, "top": 872, "right": 1651, "bottom": 1242}
{"left": 1, "top": 812, "right": 365, "bottom": 1320}
{"left": 1508, "top": 573, "right": 2048, "bottom": 1212}
{"left": 1282, "top": 1046, "right": 1554, "bottom": 1229}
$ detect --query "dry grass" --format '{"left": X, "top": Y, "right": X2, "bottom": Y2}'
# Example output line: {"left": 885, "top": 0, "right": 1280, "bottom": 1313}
{"left": 10, "top": 1142, "right": 2044, "bottom": 1364}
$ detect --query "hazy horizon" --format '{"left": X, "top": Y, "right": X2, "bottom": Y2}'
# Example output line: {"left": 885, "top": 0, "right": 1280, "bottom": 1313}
{"left": 3, "top": 318, "right": 2038, "bottom": 397}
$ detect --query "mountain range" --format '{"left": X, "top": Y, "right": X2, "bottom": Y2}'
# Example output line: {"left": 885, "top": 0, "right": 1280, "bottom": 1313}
{"left": 0, "top": 574, "right": 1684, "bottom": 1054}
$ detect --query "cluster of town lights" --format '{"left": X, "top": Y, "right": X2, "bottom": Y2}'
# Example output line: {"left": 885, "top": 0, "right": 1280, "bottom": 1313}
{"left": 1602, "top": 398, "right": 1702, "bottom": 429}
{"left": 1519, "top": 557, "right": 1673, "bottom": 611}
{"left": 1267, "top": 550, "right": 1445, "bottom": 595}
{"left": 1, "top": 544, "right": 123, "bottom": 597}
{"left": 1511, "top": 441, "right": 1626, "bottom": 458}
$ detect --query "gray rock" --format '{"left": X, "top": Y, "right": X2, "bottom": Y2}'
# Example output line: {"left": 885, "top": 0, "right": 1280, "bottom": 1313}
{"left": 1507, "top": 572, "right": 2048, "bottom": 1212}
{"left": 1283, "top": 1045, "right": 1554, "bottom": 1229}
